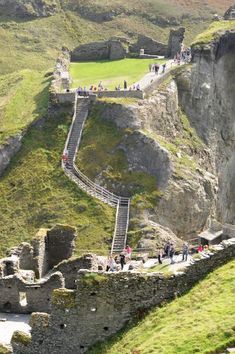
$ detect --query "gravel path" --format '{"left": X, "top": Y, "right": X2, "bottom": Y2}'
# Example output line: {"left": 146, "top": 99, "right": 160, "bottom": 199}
{"left": 0, "top": 313, "right": 30, "bottom": 344}
{"left": 134, "top": 60, "right": 175, "bottom": 90}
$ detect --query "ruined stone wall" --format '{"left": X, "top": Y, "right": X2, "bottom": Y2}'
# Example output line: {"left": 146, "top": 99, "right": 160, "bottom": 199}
{"left": 53, "top": 254, "right": 100, "bottom": 289}
{"left": 71, "top": 40, "right": 127, "bottom": 61}
{"left": 130, "top": 35, "right": 167, "bottom": 56}
{"left": 0, "top": 272, "right": 64, "bottom": 314}
{"left": 46, "top": 225, "right": 76, "bottom": 269}
{"left": 12, "top": 243, "right": 235, "bottom": 353}
{"left": 50, "top": 48, "right": 71, "bottom": 97}
{"left": 55, "top": 90, "right": 143, "bottom": 104}
{"left": 167, "top": 27, "right": 185, "bottom": 58}
{"left": 31, "top": 229, "right": 49, "bottom": 278}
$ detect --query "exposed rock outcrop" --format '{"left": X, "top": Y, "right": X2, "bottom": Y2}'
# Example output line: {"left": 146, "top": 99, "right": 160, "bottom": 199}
{"left": 130, "top": 35, "right": 167, "bottom": 56}
{"left": 71, "top": 40, "right": 127, "bottom": 61}
{"left": 177, "top": 31, "right": 235, "bottom": 226}
{"left": 0, "top": 134, "right": 23, "bottom": 176}
{"left": 167, "top": 27, "right": 185, "bottom": 58}
{"left": 224, "top": 5, "right": 235, "bottom": 20}
{"left": 0, "top": 0, "right": 60, "bottom": 18}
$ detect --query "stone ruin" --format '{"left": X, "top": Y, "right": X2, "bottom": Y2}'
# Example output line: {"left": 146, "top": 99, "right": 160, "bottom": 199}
{"left": 129, "top": 34, "right": 167, "bottom": 57}
{"left": 50, "top": 47, "right": 71, "bottom": 95}
{"left": 0, "top": 224, "right": 105, "bottom": 314}
{"left": 71, "top": 39, "right": 127, "bottom": 61}
{"left": 224, "top": 5, "right": 235, "bottom": 20}
{"left": 71, "top": 30, "right": 185, "bottom": 63}
{"left": 167, "top": 27, "right": 185, "bottom": 58}
{"left": 10, "top": 239, "right": 235, "bottom": 354}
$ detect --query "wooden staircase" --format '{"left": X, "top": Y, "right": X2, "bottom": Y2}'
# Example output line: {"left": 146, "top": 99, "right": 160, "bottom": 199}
{"left": 62, "top": 95, "right": 130, "bottom": 254}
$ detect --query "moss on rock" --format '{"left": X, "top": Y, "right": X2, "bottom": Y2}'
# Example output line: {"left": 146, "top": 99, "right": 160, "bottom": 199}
{"left": 11, "top": 331, "right": 31, "bottom": 346}
{"left": 82, "top": 272, "right": 108, "bottom": 286}
{"left": 0, "top": 344, "right": 12, "bottom": 354}
{"left": 52, "top": 288, "right": 76, "bottom": 309}
{"left": 29, "top": 312, "right": 49, "bottom": 328}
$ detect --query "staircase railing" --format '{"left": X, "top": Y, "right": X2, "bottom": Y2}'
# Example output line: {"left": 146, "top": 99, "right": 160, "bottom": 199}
{"left": 62, "top": 94, "right": 130, "bottom": 252}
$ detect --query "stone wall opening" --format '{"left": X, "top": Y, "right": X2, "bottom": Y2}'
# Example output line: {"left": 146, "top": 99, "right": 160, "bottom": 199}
{"left": 19, "top": 292, "right": 27, "bottom": 307}
{"left": 3, "top": 301, "right": 12, "bottom": 312}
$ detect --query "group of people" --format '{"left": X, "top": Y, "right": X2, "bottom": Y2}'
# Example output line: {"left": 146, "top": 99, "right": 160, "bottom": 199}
{"left": 115, "top": 81, "right": 141, "bottom": 91}
{"left": 149, "top": 62, "right": 167, "bottom": 75}
{"left": 174, "top": 47, "right": 192, "bottom": 65}
{"left": 156, "top": 240, "right": 190, "bottom": 265}
{"left": 106, "top": 245, "right": 132, "bottom": 272}
{"left": 76, "top": 80, "right": 141, "bottom": 95}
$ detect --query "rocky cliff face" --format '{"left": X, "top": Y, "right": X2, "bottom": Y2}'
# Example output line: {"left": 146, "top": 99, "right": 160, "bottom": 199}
{"left": 87, "top": 78, "right": 216, "bottom": 242}
{"left": 0, "top": 0, "right": 60, "bottom": 18}
{"left": 176, "top": 31, "right": 235, "bottom": 226}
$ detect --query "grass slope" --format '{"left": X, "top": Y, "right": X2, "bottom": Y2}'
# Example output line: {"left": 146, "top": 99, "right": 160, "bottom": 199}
{"left": 70, "top": 59, "right": 165, "bottom": 90}
{"left": 193, "top": 20, "right": 235, "bottom": 46}
{"left": 90, "top": 259, "right": 235, "bottom": 354}
{"left": 0, "top": 70, "right": 49, "bottom": 144}
{"left": 0, "top": 109, "right": 115, "bottom": 257}
{"left": 76, "top": 104, "right": 158, "bottom": 198}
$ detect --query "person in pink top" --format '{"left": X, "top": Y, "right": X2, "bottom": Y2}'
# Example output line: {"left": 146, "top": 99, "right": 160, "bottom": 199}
{"left": 197, "top": 244, "right": 204, "bottom": 253}
{"left": 125, "top": 245, "right": 132, "bottom": 260}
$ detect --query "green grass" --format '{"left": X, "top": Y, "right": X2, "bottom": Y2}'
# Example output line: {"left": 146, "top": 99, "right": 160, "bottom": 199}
{"left": 76, "top": 104, "right": 161, "bottom": 247}
{"left": 70, "top": 58, "right": 166, "bottom": 90}
{"left": 76, "top": 104, "right": 158, "bottom": 198}
{"left": 0, "top": 70, "right": 49, "bottom": 144}
{"left": 0, "top": 108, "right": 115, "bottom": 257}
{"left": 90, "top": 259, "right": 235, "bottom": 354}
{"left": 192, "top": 20, "right": 235, "bottom": 46}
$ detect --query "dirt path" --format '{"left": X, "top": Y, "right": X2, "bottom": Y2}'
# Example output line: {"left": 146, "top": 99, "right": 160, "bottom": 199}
{"left": 0, "top": 313, "right": 30, "bottom": 344}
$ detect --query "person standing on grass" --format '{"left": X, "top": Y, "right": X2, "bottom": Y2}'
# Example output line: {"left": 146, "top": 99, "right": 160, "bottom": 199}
{"left": 149, "top": 63, "right": 152, "bottom": 72}
{"left": 124, "top": 80, "right": 127, "bottom": 90}
{"left": 182, "top": 242, "right": 189, "bottom": 262}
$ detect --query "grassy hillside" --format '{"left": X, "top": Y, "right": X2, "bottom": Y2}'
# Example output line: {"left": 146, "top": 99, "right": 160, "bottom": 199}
{"left": 0, "top": 1, "right": 233, "bottom": 254}
{"left": 192, "top": 20, "right": 235, "bottom": 46}
{"left": 0, "top": 108, "right": 115, "bottom": 257}
{"left": 90, "top": 258, "right": 235, "bottom": 354}
{"left": 0, "top": 70, "right": 49, "bottom": 144}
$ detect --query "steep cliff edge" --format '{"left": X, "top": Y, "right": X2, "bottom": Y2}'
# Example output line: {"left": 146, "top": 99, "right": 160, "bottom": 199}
{"left": 176, "top": 30, "right": 235, "bottom": 225}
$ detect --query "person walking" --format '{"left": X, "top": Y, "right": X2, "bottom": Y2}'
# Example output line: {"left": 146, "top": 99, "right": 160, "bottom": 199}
{"left": 154, "top": 64, "right": 160, "bottom": 75}
{"left": 162, "top": 63, "right": 166, "bottom": 73}
{"left": 164, "top": 240, "right": 171, "bottom": 257}
{"left": 182, "top": 242, "right": 189, "bottom": 261}
{"left": 148, "top": 63, "right": 152, "bottom": 72}
{"left": 169, "top": 243, "right": 175, "bottom": 264}
{"left": 157, "top": 248, "right": 163, "bottom": 264}
{"left": 120, "top": 252, "right": 126, "bottom": 270}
